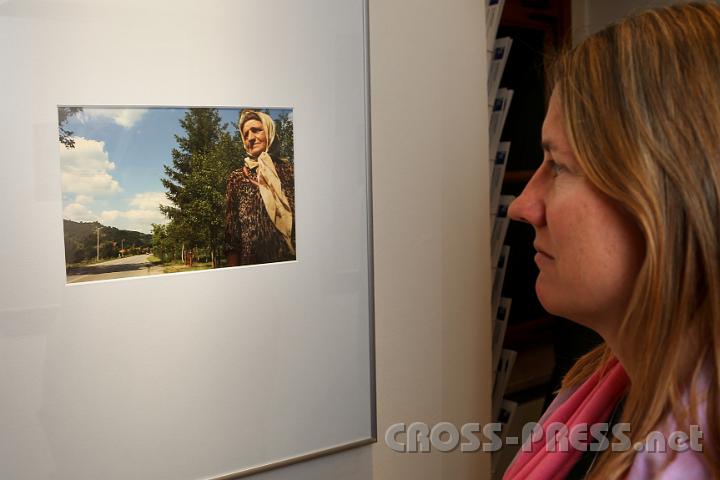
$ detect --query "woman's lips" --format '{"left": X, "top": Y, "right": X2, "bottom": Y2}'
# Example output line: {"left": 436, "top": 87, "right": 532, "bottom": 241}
{"left": 533, "top": 243, "right": 554, "bottom": 265}
{"left": 534, "top": 251, "right": 554, "bottom": 265}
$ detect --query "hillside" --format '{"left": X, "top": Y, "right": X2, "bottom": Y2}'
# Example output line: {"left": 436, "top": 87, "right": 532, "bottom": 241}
{"left": 63, "top": 219, "right": 152, "bottom": 264}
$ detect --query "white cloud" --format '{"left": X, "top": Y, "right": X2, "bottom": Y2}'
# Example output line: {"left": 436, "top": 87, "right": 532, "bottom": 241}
{"left": 130, "top": 191, "right": 172, "bottom": 210}
{"left": 63, "top": 202, "right": 96, "bottom": 222}
{"left": 74, "top": 194, "right": 94, "bottom": 205}
{"left": 60, "top": 137, "right": 122, "bottom": 195}
{"left": 99, "top": 209, "right": 167, "bottom": 234}
{"left": 100, "top": 210, "right": 120, "bottom": 223}
{"left": 98, "top": 192, "right": 171, "bottom": 233}
{"left": 79, "top": 108, "right": 149, "bottom": 128}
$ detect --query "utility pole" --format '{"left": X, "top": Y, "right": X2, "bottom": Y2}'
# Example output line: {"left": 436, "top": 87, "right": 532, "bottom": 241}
{"left": 96, "top": 226, "right": 102, "bottom": 261}
{"left": 121, "top": 238, "right": 125, "bottom": 257}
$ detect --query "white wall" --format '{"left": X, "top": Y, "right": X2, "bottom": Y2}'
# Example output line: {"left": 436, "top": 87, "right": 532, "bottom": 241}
{"left": 252, "top": 0, "right": 492, "bottom": 478}
{"left": 573, "top": 0, "right": 682, "bottom": 42}
{"left": 0, "top": 0, "right": 492, "bottom": 478}
{"left": 369, "top": 0, "right": 491, "bottom": 477}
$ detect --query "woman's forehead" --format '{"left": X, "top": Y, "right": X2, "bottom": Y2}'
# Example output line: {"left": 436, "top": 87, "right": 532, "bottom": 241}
{"left": 541, "top": 94, "right": 566, "bottom": 151}
{"left": 242, "top": 118, "right": 263, "bottom": 133}
{"left": 542, "top": 92, "right": 575, "bottom": 160}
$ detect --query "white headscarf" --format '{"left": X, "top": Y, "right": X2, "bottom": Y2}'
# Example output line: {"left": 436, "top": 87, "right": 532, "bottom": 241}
{"left": 240, "top": 110, "right": 294, "bottom": 254}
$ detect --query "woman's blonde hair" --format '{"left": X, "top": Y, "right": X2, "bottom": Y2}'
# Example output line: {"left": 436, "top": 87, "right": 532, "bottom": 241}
{"left": 552, "top": 2, "right": 720, "bottom": 477}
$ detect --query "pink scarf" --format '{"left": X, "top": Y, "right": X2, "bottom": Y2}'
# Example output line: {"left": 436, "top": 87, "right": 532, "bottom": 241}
{"left": 503, "top": 357, "right": 630, "bottom": 480}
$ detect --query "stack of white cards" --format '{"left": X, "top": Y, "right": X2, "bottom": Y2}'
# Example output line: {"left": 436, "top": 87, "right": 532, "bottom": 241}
{"left": 486, "top": 0, "right": 506, "bottom": 48}
{"left": 490, "top": 142, "right": 510, "bottom": 206}
{"left": 486, "top": 0, "right": 514, "bottom": 436}
{"left": 488, "top": 37, "right": 513, "bottom": 106}
{"left": 489, "top": 88, "right": 514, "bottom": 157}
{"left": 492, "top": 398, "right": 518, "bottom": 475}
{"left": 492, "top": 349, "right": 517, "bottom": 421}
{"left": 493, "top": 298, "right": 512, "bottom": 375}
{"left": 491, "top": 245, "right": 510, "bottom": 317}
{"left": 492, "top": 194, "right": 514, "bottom": 268}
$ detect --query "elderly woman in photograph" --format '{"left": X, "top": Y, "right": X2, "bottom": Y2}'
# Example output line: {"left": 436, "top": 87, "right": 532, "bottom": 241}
{"left": 225, "top": 109, "right": 295, "bottom": 266}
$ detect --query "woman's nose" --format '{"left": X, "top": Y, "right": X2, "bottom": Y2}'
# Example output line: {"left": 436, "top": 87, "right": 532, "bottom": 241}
{"left": 508, "top": 170, "right": 546, "bottom": 227}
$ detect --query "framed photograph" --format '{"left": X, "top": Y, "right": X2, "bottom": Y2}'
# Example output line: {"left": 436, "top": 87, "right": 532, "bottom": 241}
{"left": 60, "top": 106, "right": 298, "bottom": 284}
{"left": 0, "top": 1, "right": 374, "bottom": 479}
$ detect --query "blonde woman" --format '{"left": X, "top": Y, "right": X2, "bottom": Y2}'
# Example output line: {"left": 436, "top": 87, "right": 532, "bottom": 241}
{"left": 506, "top": 3, "right": 720, "bottom": 479}
{"left": 225, "top": 110, "right": 295, "bottom": 266}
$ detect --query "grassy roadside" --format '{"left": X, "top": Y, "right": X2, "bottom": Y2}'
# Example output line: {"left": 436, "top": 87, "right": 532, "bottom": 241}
{"left": 147, "top": 255, "right": 163, "bottom": 265}
{"left": 161, "top": 261, "right": 213, "bottom": 274}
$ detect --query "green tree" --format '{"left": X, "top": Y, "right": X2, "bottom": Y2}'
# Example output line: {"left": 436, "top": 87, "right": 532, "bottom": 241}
{"left": 181, "top": 151, "right": 230, "bottom": 267}
{"left": 151, "top": 223, "right": 168, "bottom": 261}
{"left": 99, "top": 241, "right": 115, "bottom": 259}
{"left": 160, "top": 109, "right": 242, "bottom": 267}
{"left": 275, "top": 111, "right": 294, "bottom": 161}
{"left": 161, "top": 109, "right": 225, "bottom": 254}
{"left": 58, "top": 107, "right": 83, "bottom": 149}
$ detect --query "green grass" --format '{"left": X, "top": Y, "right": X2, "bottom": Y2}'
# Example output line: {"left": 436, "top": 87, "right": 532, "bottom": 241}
{"left": 162, "top": 261, "right": 213, "bottom": 274}
{"left": 147, "top": 255, "right": 164, "bottom": 265}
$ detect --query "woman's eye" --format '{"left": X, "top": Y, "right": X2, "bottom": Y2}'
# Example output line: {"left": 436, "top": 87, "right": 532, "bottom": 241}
{"left": 548, "top": 160, "right": 566, "bottom": 176}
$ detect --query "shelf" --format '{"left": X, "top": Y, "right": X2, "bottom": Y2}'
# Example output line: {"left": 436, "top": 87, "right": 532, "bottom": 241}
{"left": 503, "top": 169, "right": 535, "bottom": 184}
{"left": 505, "top": 341, "right": 555, "bottom": 395}
{"left": 503, "top": 314, "right": 556, "bottom": 349}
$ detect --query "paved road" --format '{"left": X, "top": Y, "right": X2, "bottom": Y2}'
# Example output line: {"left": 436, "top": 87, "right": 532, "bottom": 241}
{"left": 66, "top": 254, "right": 164, "bottom": 284}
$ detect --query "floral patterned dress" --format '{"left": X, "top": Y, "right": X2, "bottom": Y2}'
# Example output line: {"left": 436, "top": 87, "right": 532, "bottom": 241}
{"left": 224, "top": 161, "right": 296, "bottom": 266}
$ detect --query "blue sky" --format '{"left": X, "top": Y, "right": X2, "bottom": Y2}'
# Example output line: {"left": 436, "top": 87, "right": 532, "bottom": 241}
{"left": 59, "top": 106, "right": 291, "bottom": 233}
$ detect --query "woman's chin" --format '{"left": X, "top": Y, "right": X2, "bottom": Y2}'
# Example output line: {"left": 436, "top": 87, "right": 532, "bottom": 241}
{"left": 535, "top": 278, "right": 568, "bottom": 319}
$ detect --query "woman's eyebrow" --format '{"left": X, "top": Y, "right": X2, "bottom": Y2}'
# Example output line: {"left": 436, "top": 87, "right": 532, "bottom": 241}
{"left": 542, "top": 139, "right": 573, "bottom": 158}
{"left": 541, "top": 140, "right": 557, "bottom": 153}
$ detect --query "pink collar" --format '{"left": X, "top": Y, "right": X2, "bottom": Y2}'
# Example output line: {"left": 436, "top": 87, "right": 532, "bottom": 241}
{"left": 504, "top": 357, "right": 630, "bottom": 480}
